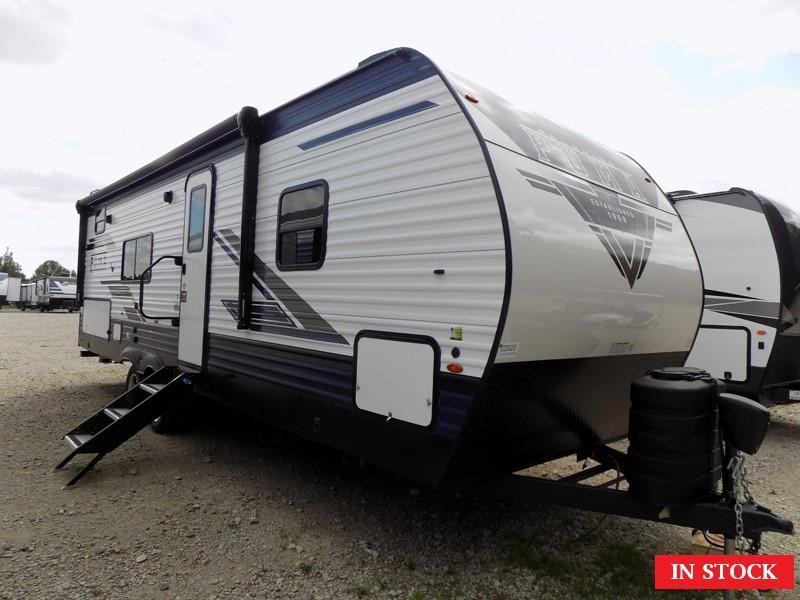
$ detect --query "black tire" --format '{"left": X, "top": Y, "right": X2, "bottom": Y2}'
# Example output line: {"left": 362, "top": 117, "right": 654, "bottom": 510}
{"left": 150, "top": 408, "right": 182, "bottom": 434}
{"left": 125, "top": 365, "right": 142, "bottom": 391}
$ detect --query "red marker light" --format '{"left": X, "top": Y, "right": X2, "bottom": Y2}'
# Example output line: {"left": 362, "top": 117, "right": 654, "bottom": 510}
{"left": 446, "top": 363, "right": 464, "bottom": 374}
{"left": 756, "top": 329, "right": 767, "bottom": 336}
{"left": 464, "top": 93, "right": 479, "bottom": 104}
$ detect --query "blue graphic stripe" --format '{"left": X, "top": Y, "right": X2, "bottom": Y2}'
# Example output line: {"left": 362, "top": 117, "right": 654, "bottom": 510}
{"left": 298, "top": 100, "right": 438, "bottom": 151}
{"left": 267, "top": 50, "right": 436, "bottom": 142}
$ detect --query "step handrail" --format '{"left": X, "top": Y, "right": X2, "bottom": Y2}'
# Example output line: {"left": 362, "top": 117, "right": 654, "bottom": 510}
{"left": 138, "top": 255, "right": 183, "bottom": 324}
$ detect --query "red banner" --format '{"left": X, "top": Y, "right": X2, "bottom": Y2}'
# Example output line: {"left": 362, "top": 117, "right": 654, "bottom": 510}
{"left": 655, "top": 555, "right": 795, "bottom": 590}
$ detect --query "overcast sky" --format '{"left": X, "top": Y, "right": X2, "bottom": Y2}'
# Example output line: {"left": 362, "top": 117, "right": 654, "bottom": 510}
{"left": 1, "top": 0, "right": 798, "bottom": 276}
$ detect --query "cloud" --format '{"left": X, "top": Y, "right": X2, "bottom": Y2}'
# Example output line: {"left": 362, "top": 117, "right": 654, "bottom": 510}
{"left": 0, "top": 1, "right": 69, "bottom": 65}
{"left": 0, "top": 169, "right": 100, "bottom": 203}
{"left": 147, "top": 12, "right": 232, "bottom": 50}
{"left": 765, "top": 0, "right": 800, "bottom": 17}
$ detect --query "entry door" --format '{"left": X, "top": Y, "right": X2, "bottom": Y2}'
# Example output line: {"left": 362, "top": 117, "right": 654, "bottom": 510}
{"left": 178, "top": 168, "right": 215, "bottom": 368}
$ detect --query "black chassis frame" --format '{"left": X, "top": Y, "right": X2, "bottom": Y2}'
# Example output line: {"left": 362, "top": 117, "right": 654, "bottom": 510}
{"left": 459, "top": 445, "right": 793, "bottom": 545}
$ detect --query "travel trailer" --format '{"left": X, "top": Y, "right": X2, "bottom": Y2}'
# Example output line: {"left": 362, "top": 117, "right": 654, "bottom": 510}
{"left": 18, "top": 282, "right": 35, "bottom": 309}
{"left": 30, "top": 276, "right": 77, "bottom": 311}
{"left": 3, "top": 276, "right": 21, "bottom": 306}
{"left": 0, "top": 273, "right": 7, "bottom": 305}
{"left": 58, "top": 48, "right": 791, "bottom": 549}
{"left": 672, "top": 188, "right": 800, "bottom": 404}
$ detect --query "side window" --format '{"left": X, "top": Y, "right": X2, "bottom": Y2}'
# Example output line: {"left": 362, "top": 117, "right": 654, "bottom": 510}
{"left": 122, "top": 240, "right": 136, "bottom": 279}
{"left": 94, "top": 206, "right": 106, "bottom": 234}
{"left": 187, "top": 185, "right": 207, "bottom": 253}
{"left": 276, "top": 181, "right": 328, "bottom": 270}
{"left": 121, "top": 234, "right": 153, "bottom": 281}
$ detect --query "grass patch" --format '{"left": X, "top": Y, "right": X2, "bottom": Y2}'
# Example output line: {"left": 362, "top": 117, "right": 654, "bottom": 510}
{"left": 595, "top": 542, "right": 650, "bottom": 590}
{"left": 506, "top": 536, "right": 575, "bottom": 580}
{"left": 574, "top": 543, "right": 723, "bottom": 599}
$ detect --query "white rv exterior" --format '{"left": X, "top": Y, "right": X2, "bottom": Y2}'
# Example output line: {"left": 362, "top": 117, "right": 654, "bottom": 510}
{"left": 74, "top": 48, "right": 702, "bottom": 483}
{"left": 6, "top": 277, "right": 21, "bottom": 304}
{"left": 18, "top": 283, "right": 35, "bottom": 309}
{"left": 31, "top": 276, "right": 78, "bottom": 311}
{"left": 674, "top": 188, "right": 800, "bottom": 403}
{"left": 0, "top": 273, "right": 7, "bottom": 304}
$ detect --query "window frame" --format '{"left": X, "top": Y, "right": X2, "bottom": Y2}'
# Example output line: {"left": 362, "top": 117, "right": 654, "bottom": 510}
{"left": 275, "top": 179, "right": 329, "bottom": 272}
{"left": 186, "top": 184, "right": 208, "bottom": 254}
{"left": 121, "top": 233, "right": 154, "bottom": 282}
{"left": 94, "top": 206, "right": 106, "bottom": 235}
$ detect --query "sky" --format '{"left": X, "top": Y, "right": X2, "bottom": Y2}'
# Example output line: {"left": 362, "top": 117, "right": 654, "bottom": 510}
{"left": 1, "top": 0, "right": 799, "bottom": 276}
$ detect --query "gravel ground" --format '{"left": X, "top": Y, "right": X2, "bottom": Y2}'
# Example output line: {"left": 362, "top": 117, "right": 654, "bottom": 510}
{"left": 0, "top": 309, "right": 797, "bottom": 600}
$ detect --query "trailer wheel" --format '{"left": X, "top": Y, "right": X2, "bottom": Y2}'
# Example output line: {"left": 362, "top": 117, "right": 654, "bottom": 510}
{"left": 125, "top": 366, "right": 142, "bottom": 390}
{"left": 127, "top": 366, "right": 183, "bottom": 435}
{"left": 150, "top": 408, "right": 182, "bottom": 434}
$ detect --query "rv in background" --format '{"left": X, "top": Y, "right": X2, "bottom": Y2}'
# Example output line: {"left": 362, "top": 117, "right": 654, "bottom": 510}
{"left": 18, "top": 283, "right": 35, "bottom": 310}
{"left": 0, "top": 273, "right": 7, "bottom": 304}
{"left": 5, "top": 277, "right": 21, "bottom": 306}
{"left": 30, "top": 276, "right": 77, "bottom": 312}
{"left": 672, "top": 188, "right": 800, "bottom": 404}
{"left": 0, "top": 274, "right": 22, "bottom": 306}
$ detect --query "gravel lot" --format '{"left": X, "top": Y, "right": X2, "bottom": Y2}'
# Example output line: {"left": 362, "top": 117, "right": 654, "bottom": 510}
{"left": 0, "top": 309, "right": 797, "bottom": 600}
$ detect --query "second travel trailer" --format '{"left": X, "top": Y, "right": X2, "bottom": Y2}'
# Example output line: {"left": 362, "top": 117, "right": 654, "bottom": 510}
{"left": 18, "top": 282, "right": 35, "bottom": 310}
{"left": 31, "top": 276, "right": 78, "bottom": 312}
{"left": 672, "top": 188, "right": 800, "bottom": 404}
{"left": 56, "top": 48, "right": 792, "bottom": 548}
{"left": 0, "top": 273, "right": 7, "bottom": 305}
{"left": 2, "top": 276, "right": 21, "bottom": 306}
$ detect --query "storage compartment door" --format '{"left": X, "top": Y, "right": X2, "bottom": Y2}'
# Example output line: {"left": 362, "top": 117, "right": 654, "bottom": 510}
{"left": 355, "top": 334, "right": 437, "bottom": 426}
{"left": 82, "top": 299, "right": 111, "bottom": 339}
{"left": 686, "top": 327, "right": 749, "bottom": 382}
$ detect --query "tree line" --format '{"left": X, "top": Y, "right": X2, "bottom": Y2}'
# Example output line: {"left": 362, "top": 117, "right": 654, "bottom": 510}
{"left": 0, "top": 247, "right": 76, "bottom": 281}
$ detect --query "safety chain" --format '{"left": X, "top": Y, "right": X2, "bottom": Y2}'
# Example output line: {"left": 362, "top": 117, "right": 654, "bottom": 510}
{"left": 729, "top": 453, "right": 759, "bottom": 554}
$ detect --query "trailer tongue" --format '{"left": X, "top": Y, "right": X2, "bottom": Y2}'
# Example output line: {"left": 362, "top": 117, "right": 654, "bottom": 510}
{"left": 456, "top": 367, "right": 793, "bottom": 554}
{"left": 471, "top": 451, "right": 792, "bottom": 550}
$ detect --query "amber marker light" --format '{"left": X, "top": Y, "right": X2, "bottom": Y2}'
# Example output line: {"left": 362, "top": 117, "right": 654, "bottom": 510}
{"left": 756, "top": 330, "right": 768, "bottom": 336}
{"left": 446, "top": 363, "right": 464, "bottom": 374}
